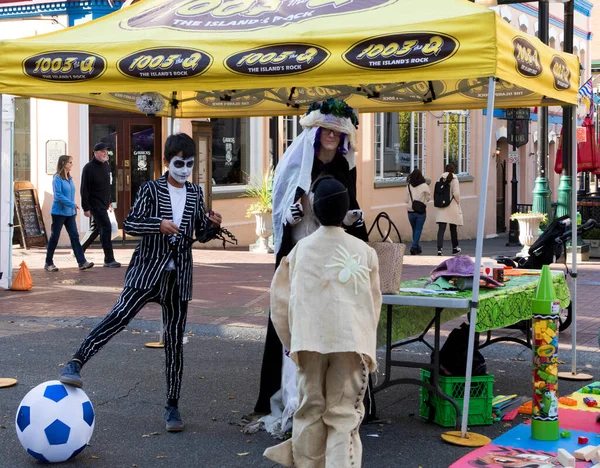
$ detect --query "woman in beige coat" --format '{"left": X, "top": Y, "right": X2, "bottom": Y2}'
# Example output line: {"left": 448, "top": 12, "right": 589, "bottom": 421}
{"left": 404, "top": 168, "right": 431, "bottom": 256}
{"left": 435, "top": 164, "right": 463, "bottom": 256}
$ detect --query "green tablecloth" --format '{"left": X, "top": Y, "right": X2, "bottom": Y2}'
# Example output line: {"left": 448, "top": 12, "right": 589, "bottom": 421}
{"left": 377, "top": 271, "right": 570, "bottom": 346}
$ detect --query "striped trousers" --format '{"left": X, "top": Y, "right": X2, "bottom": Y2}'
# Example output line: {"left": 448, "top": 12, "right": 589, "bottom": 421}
{"left": 73, "top": 270, "right": 188, "bottom": 402}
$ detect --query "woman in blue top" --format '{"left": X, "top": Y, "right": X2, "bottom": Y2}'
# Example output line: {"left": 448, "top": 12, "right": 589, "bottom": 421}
{"left": 45, "top": 155, "right": 94, "bottom": 272}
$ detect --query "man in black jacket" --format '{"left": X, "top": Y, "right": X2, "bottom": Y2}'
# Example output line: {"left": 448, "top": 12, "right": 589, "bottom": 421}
{"left": 80, "top": 142, "right": 120, "bottom": 268}
{"left": 59, "top": 133, "right": 223, "bottom": 432}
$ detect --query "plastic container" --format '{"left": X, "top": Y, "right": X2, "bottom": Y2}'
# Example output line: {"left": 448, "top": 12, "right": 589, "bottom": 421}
{"left": 419, "top": 369, "right": 494, "bottom": 427}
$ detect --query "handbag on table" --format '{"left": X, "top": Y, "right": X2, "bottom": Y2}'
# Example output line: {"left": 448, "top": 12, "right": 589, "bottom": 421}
{"left": 367, "top": 212, "right": 406, "bottom": 294}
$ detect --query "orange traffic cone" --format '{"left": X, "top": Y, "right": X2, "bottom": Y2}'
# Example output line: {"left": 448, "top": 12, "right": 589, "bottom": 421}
{"left": 10, "top": 261, "right": 33, "bottom": 291}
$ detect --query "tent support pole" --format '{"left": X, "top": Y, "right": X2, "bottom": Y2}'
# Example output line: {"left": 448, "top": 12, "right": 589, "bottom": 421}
{"left": 461, "top": 77, "right": 496, "bottom": 436}
{"left": 558, "top": 104, "right": 592, "bottom": 381}
{"left": 442, "top": 78, "right": 495, "bottom": 447}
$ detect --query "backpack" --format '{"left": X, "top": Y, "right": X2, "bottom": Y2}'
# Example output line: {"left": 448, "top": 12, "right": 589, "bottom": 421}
{"left": 436, "top": 323, "right": 486, "bottom": 377}
{"left": 433, "top": 176, "right": 453, "bottom": 208}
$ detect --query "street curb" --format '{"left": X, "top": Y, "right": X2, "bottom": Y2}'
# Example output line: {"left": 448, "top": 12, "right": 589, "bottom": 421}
{"left": 1, "top": 316, "right": 267, "bottom": 341}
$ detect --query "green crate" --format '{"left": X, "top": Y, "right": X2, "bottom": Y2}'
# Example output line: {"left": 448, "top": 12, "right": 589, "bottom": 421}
{"left": 419, "top": 369, "right": 494, "bottom": 427}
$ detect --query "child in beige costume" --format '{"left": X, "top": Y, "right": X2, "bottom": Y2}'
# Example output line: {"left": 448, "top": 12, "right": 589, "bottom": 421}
{"left": 264, "top": 176, "right": 382, "bottom": 468}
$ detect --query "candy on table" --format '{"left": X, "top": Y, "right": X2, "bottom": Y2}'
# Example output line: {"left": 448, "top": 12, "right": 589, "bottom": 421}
{"left": 577, "top": 436, "right": 590, "bottom": 445}
{"left": 560, "top": 430, "right": 572, "bottom": 438}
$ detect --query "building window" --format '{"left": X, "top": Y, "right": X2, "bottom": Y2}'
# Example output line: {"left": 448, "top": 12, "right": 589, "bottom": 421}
{"left": 374, "top": 112, "right": 426, "bottom": 180}
{"left": 211, "top": 118, "right": 250, "bottom": 187}
{"left": 13, "top": 97, "right": 31, "bottom": 182}
{"left": 442, "top": 111, "right": 470, "bottom": 175}
{"left": 283, "top": 115, "right": 302, "bottom": 152}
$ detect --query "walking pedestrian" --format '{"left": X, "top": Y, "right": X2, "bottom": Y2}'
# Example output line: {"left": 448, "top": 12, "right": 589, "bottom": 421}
{"left": 59, "top": 133, "right": 223, "bottom": 432}
{"left": 251, "top": 99, "right": 377, "bottom": 433}
{"left": 45, "top": 155, "right": 94, "bottom": 272}
{"left": 80, "top": 142, "right": 120, "bottom": 268}
{"left": 405, "top": 168, "right": 430, "bottom": 255}
{"left": 434, "top": 163, "right": 463, "bottom": 256}
{"left": 263, "top": 176, "right": 382, "bottom": 468}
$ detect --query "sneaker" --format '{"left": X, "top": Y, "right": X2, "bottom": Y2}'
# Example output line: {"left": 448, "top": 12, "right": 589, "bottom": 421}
{"left": 44, "top": 264, "right": 59, "bottom": 272}
{"left": 410, "top": 248, "right": 417, "bottom": 256}
{"left": 452, "top": 247, "right": 462, "bottom": 255}
{"left": 59, "top": 360, "right": 83, "bottom": 388}
{"left": 103, "top": 261, "right": 121, "bottom": 268}
{"left": 164, "top": 406, "right": 185, "bottom": 432}
{"left": 78, "top": 261, "right": 94, "bottom": 271}
{"left": 437, "top": 249, "right": 443, "bottom": 256}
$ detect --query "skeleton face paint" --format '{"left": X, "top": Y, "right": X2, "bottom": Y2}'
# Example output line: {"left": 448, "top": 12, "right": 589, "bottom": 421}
{"left": 169, "top": 156, "right": 194, "bottom": 184}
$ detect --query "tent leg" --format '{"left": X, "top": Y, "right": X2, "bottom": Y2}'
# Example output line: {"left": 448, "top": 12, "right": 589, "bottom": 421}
{"left": 443, "top": 77, "right": 496, "bottom": 447}
{"left": 559, "top": 104, "right": 592, "bottom": 381}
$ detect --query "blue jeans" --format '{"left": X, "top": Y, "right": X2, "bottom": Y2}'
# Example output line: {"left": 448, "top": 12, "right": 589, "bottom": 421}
{"left": 407, "top": 211, "right": 427, "bottom": 250}
{"left": 46, "top": 214, "right": 87, "bottom": 266}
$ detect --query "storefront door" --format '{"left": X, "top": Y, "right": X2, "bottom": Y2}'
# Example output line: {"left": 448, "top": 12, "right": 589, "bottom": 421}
{"left": 89, "top": 112, "right": 161, "bottom": 231}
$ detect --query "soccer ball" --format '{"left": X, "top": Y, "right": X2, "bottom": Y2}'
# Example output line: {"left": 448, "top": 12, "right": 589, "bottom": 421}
{"left": 15, "top": 380, "right": 95, "bottom": 463}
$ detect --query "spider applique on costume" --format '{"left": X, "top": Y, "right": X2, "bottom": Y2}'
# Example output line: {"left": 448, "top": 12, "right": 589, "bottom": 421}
{"left": 325, "top": 245, "right": 371, "bottom": 296}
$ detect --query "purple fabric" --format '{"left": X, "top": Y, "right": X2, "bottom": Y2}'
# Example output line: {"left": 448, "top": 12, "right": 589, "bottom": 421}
{"left": 429, "top": 255, "right": 501, "bottom": 286}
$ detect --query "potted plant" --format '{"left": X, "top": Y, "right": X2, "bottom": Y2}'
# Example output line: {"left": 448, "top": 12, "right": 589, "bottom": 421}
{"left": 242, "top": 168, "right": 274, "bottom": 254}
{"left": 510, "top": 212, "right": 548, "bottom": 257}
{"left": 582, "top": 227, "right": 600, "bottom": 258}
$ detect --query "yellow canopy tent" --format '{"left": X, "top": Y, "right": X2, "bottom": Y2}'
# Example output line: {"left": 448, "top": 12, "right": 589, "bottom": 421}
{"left": 0, "top": 0, "right": 580, "bottom": 443}
{"left": 0, "top": 0, "right": 579, "bottom": 116}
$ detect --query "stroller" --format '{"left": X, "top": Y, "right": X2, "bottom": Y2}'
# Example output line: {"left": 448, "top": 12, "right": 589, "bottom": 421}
{"left": 493, "top": 215, "right": 597, "bottom": 335}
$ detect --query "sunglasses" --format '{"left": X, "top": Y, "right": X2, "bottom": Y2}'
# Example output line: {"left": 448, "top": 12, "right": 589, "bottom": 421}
{"left": 323, "top": 128, "right": 342, "bottom": 138}
{"left": 173, "top": 160, "right": 194, "bottom": 168}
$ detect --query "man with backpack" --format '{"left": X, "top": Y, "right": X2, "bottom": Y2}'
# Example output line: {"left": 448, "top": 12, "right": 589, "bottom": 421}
{"left": 434, "top": 164, "right": 463, "bottom": 256}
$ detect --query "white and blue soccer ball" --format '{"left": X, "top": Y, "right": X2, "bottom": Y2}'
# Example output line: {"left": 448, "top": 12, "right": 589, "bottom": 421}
{"left": 15, "top": 380, "right": 95, "bottom": 463}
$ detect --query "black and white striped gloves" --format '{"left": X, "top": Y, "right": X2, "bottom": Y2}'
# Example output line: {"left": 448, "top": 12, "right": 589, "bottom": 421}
{"left": 343, "top": 209, "right": 364, "bottom": 228}
{"left": 285, "top": 202, "right": 304, "bottom": 226}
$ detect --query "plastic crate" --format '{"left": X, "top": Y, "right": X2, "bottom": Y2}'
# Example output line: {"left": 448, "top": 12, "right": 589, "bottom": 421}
{"left": 419, "top": 369, "right": 494, "bottom": 427}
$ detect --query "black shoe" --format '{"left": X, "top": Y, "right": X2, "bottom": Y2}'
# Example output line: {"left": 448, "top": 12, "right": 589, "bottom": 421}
{"left": 44, "top": 264, "right": 59, "bottom": 272}
{"left": 164, "top": 406, "right": 185, "bottom": 432}
{"left": 452, "top": 247, "right": 462, "bottom": 255}
{"left": 437, "top": 249, "right": 443, "bottom": 256}
{"left": 410, "top": 248, "right": 417, "bottom": 255}
{"left": 417, "top": 247, "right": 422, "bottom": 255}
{"left": 59, "top": 360, "right": 83, "bottom": 388}
{"left": 103, "top": 261, "right": 121, "bottom": 268}
{"left": 78, "top": 261, "right": 94, "bottom": 271}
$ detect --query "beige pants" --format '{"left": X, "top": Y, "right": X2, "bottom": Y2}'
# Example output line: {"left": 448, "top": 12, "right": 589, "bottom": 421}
{"left": 264, "top": 351, "right": 368, "bottom": 468}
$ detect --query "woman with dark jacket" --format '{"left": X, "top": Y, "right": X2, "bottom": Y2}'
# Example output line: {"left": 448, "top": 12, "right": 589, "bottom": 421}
{"left": 45, "top": 155, "right": 94, "bottom": 272}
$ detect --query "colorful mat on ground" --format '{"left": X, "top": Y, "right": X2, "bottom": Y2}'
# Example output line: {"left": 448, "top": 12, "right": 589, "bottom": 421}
{"left": 451, "top": 383, "right": 600, "bottom": 467}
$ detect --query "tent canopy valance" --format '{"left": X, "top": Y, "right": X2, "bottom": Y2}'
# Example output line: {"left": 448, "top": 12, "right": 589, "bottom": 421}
{"left": 0, "top": 0, "right": 580, "bottom": 117}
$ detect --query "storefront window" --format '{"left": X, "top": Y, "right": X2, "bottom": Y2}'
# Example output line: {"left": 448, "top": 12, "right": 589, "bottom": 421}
{"left": 13, "top": 97, "right": 31, "bottom": 182}
{"left": 211, "top": 118, "right": 250, "bottom": 187}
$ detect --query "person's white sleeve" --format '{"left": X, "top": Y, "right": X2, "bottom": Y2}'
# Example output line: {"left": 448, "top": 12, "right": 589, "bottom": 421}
{"left": 270, "top": 256, "right": 292, "bottom": 351}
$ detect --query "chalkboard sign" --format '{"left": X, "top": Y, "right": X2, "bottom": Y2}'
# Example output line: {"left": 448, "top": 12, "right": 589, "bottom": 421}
{"left": 14, "top": 181, "right": 47, "bottom": 249}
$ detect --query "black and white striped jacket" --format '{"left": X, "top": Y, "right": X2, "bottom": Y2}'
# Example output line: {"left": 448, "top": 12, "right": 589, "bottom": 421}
{"left": 123, "top": 173, "right": 218, "bottom": 301}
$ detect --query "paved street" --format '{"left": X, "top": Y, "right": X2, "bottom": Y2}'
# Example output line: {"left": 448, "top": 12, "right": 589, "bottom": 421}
{"left": 1, "top": 235, "right": 600, "bottom": 467}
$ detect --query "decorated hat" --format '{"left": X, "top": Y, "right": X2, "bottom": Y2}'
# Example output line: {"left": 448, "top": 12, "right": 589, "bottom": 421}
{"left": 312, "top": 176, "right": 349, "bottom": 226}
{"left": 299, "top": 98, "right": 359, "bottom": 151}
{"left": 429, "top": 256, "right": 501, "bottom": 287}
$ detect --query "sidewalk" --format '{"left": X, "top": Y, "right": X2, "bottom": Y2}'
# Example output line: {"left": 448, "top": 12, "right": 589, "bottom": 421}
{"left": 2, "top": 234, "right": 600, "bottom": 350}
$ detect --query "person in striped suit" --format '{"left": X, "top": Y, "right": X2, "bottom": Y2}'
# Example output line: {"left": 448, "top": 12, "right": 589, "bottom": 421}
{"left": 59, "top": 133, "right": 222, "bottom": 432}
